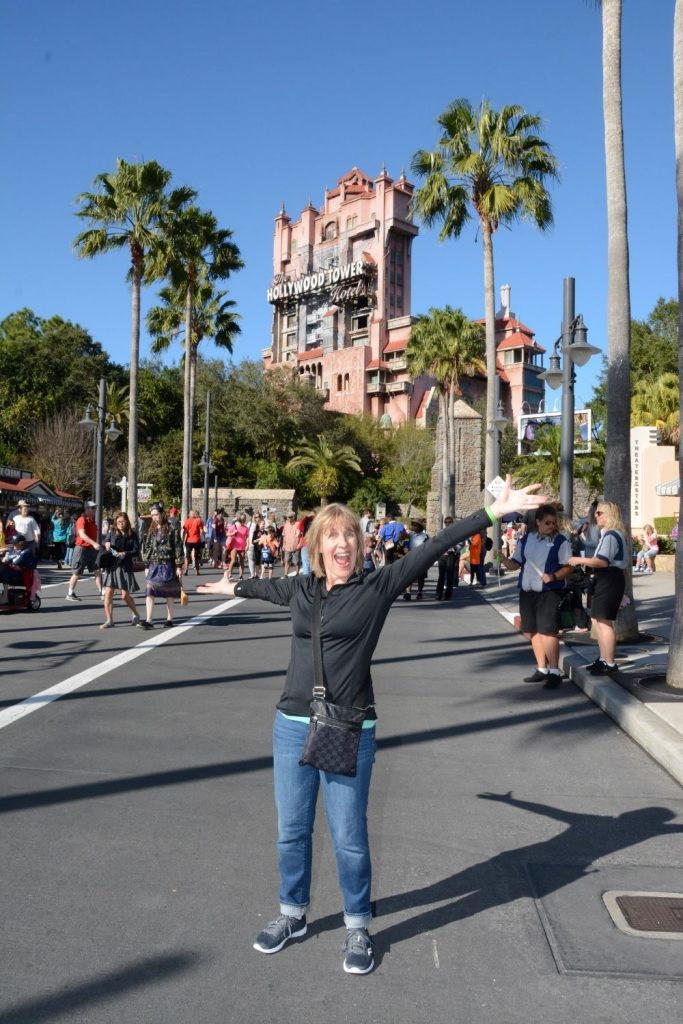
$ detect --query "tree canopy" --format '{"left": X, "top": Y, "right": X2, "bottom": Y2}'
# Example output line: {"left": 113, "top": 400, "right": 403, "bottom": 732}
{"left": 0, "top": 308, "right": 125, "bottom": 457}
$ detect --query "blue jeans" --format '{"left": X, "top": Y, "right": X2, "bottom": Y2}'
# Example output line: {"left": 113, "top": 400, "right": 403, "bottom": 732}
{"left": 300, "top": 545, "right": 311, "bottom": 575}
{"left": 272, "top": 711, "right": 376, "bottom": 929}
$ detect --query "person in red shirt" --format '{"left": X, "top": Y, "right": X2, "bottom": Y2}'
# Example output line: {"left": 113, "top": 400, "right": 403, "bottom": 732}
{"left": 66, "top": 501, "right": 101, "bottom": 602}
{"left": 182, "top": 510, "right": 205, "bottom": 575}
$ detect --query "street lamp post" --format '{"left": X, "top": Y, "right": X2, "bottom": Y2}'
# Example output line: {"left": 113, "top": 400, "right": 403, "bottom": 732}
{"left": 198, "top": 391, "right": 215, "bottom": 524}
{"left": 489, "top": 398, "right": 509, "bottom": 552}
{"left": 79, "top": 378, "right": 122, "bottom": 539}
{"left": 539, "top": 278, "right": 600, "bottom": 518}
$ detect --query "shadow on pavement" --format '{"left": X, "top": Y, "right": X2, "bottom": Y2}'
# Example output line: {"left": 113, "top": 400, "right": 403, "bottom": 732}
{"left": 0, "top": 950, "right": 204, "bottom": 1024}
{"left": 0, "top": 702, "right": 600, "bottom": 815}
{"left": 308, "top": 795, "right": 683, "bottom": 963}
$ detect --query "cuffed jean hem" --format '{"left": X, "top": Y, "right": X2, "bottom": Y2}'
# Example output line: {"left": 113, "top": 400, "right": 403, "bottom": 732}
{"left": 344, "top": 911, "right": 373, "bottom": 929}
{"left": 280, "top": 902, "right": 307, "bottom": 919}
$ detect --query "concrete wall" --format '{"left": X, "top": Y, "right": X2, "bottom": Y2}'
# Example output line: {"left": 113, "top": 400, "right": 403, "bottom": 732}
{"left": 426, "top": 400, "right": 483, "bottom": 534}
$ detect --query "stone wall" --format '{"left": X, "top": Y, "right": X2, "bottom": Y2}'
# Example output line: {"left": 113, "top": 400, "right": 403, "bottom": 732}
{"left": 426, "top": 400, "right": 483, "bottom": 534}
{"left": 191, "top": 487, "right": 297, "bottom": 521}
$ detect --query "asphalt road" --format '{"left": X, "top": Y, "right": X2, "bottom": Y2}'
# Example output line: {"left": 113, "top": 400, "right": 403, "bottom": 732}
{"left": 1, "top": 566, "right": 682, "bottom": 1024}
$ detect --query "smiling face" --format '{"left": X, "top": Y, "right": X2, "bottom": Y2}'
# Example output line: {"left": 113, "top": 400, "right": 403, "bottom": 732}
{"left": 320, "top": 521, "right": 359, "bottom": 586}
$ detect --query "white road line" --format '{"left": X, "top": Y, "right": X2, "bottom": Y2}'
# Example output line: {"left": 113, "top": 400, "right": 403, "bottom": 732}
{"left": 0, "top": 597, "right": 244, "bottom": 731}
{"left": 432, "top": 939, "right": 440, "bottom": 968}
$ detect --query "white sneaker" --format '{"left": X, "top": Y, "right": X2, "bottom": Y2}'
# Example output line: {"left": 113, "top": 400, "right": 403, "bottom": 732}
{"left": 66, "top": 593, "right": 81, "bottom": 602}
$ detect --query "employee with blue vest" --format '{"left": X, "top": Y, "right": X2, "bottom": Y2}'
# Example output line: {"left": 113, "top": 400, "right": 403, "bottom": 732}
{"left": 498, "top": 505, "right": 572, "bottom": 689}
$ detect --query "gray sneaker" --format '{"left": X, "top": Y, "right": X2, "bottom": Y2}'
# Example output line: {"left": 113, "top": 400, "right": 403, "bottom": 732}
{"left": 253, "top": 914, "right": 307, "bottom": 954}
{"left": 342, "top": 928, "right": 374, "bottom": 974}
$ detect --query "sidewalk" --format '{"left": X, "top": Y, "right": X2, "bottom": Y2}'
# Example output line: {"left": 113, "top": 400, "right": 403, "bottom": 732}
{"left": 482, "top": 568, "right": 683, "bottom": 787}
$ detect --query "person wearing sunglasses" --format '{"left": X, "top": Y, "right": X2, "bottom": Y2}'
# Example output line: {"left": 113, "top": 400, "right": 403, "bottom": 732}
{"left": 567, "top": 501, "right": 627, "bottom": 676}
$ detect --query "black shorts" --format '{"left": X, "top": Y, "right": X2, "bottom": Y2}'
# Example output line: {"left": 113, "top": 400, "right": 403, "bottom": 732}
{"left": 591, "top": 566, "right": 625, "bottom": 621}
{"left": 519, "top": 589, "right": 562, "bottom": 636}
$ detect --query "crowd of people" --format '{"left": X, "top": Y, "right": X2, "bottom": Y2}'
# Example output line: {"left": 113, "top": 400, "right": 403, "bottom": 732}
{"left": 0, "top": 496, "right": 673, "bottom": 665}
{"left": 0, "top": 482, "right": 668, "bottom": 977}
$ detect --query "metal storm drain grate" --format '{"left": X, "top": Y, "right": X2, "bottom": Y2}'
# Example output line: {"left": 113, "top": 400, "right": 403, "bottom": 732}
{"left": 603, "top": 891, "right": 683, "bottom": 940}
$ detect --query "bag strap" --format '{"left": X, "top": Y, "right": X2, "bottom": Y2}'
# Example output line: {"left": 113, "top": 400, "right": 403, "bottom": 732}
{"left": 311, "top": 579, "right": 327, "bottom": 700}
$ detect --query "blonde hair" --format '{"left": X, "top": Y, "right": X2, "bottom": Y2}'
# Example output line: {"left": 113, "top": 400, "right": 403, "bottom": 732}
{"left": 306, "top": 503, "right": 363, "bottom": 579}
{"left": 597, "top": 500, "right": 625, "bottom": 533}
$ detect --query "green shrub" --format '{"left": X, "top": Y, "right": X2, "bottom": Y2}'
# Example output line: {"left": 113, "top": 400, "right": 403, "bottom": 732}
{"left": 654, "top": 515, "right": 677, "bottom": 538}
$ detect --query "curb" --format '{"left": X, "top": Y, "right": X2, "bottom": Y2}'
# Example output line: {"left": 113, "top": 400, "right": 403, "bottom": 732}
{"left": 562, "top": 654, "right": 683, "bottom": 788}
{"left": 483, "top": 587, "right": 683, "bottom": 790}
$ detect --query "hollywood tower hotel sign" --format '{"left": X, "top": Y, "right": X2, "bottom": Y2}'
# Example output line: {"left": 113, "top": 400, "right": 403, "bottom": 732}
{"left": 263, "top": 166, "right": 431, "bottom": 422}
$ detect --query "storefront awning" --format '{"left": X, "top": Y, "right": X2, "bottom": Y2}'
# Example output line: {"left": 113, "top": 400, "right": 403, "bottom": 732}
{"left": 655, "top": 479, "right": 680, "bottom": 496}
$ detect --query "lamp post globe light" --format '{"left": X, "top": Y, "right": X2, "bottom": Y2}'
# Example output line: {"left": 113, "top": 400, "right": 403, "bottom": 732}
{"left": 538, "top": 278, "right": 600, "bottom": 518}
{"left": 79, "top": 378, "right": 122, "bottom": 539}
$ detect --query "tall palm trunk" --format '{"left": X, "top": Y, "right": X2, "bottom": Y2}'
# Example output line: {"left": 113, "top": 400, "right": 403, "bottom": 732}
{"left": 668, "top": 0, "right": 683, "bottom": 687}
{"left": 481, "top": 218, "right": 497, "bottom": 499}
{"left": 189, "top": 342, "right": 198, "bottom": 512}
{"left": 128, "top": 259, "right": 141, "bottom": 524}
{"left": 447, "top": 383, "right": 456, "bottom": 512}
{"left": 602, "top": 0, "right": 638, "bottom": 639}
{"left": 181, "top": 282, "right": 193, "bottom": 521}
{"left": 439, "top": 392, "right": 449, "bottom": 520}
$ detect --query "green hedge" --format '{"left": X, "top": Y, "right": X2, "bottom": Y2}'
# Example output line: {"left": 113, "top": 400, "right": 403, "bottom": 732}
{"left": 654, "top": 515, "right": 677, "bottom": 536}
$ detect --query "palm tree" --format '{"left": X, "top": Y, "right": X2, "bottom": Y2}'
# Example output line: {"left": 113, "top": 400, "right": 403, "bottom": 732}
{"left": 74, "top": 159, "right": 195, "bottom": 522}
{"left": 87, "top": 381, "right": 138, "bottom": 435}
{"left": 669, "top": 0, "right": 683, "bottom": 688}
{"left": 287, "top": 435, "right": 362, "bottom": 505}
{"left": 411, "top": 99, "right": 558, "bottom": 504}
{"left": 158, "top": 205, "right": 243, "bottom": 520}
{"left": 601, "top": 0, "right": 638, "bottom": 640}
{"left": 406, "top": 305, "right": 485, "bottom": 517}
{"left": 513, "top": 425, "right": 605, "bottom": 497}
{"left": 631, "top": 373, "right": 680, "bottom": 447}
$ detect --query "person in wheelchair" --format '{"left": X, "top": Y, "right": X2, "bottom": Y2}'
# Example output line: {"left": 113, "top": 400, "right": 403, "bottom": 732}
{"left": 0, "top": 534, "right": 38, "bottom": 605}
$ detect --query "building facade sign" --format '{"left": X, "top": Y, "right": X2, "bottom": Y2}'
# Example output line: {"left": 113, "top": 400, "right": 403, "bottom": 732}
{"left": 267, "top": 260, "right": 370, "bottom": 305}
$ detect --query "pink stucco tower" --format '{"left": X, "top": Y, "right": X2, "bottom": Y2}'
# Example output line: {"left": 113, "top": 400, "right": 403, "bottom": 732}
{"left": 263, "top": 166, "right": 430, "bottom": 424}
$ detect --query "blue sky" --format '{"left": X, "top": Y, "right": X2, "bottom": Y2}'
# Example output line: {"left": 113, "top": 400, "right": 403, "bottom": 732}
{"left": 0, "top": 0, "right": 677, "bottom": 410}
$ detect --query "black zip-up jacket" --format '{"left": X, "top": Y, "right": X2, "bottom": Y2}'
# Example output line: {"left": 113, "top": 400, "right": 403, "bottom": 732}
{"left": 233, "top": 509, "right": 492, "bottom": 718}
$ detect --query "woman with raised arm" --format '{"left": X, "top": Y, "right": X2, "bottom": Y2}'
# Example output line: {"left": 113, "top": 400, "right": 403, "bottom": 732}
{"left": 198, "top": 476, "right": 546, "bottom": 975}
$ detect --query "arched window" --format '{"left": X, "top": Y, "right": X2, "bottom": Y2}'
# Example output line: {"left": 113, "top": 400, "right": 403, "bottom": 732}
{"left": 337, "top": 374, "right": 343, "bottom": 392}
{"left": 323, "top": 221, "right": 337, "bottom": 241}
{"left": 343, "top": 373, "right": 350, "bottom": 392}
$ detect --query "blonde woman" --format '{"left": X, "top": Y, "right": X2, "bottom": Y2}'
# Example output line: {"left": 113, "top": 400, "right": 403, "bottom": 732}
{"left": 198, "top": 477, "right": 547, "bottom": 976}
{"left": 634, "top": 524, "right": 659, "bottom": 574}
{"left": 568, "top": 500, "right": 628, "bottom": 676}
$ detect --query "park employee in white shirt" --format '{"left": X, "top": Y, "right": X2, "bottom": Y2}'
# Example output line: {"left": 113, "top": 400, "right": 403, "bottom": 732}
{"left": 498, "top": 504, "right": 573, "bottom": 689}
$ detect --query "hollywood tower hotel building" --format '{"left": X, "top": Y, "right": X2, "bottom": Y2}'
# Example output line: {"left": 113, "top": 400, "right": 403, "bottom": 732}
{"left": 263, "top": 166, "right": 429, "bottom": 422}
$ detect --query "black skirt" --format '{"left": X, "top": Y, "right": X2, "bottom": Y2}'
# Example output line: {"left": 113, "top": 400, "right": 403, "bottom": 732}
{"left": 591, "top": 566, "right": 625, "bottom": 621}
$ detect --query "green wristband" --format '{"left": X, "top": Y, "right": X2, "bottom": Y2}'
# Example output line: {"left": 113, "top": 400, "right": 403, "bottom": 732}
{"left": 484, "top": 505, "right": 497, "bottom": 525}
